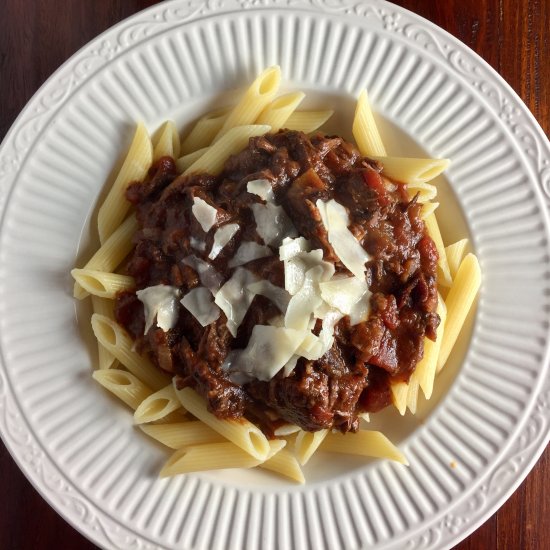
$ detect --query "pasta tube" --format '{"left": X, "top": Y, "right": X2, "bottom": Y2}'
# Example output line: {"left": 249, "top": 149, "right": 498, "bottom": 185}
{"left": 91, "top": 314, "right": 170, "bottom": 391}
{"left": 73, "top": 214, "right": 138, "bottom": 299}
{"left": 423, "top": 209, "right": 453, "bottom": 287}
{"left": 353, "top": 89, "right": 387, "bottom": 157}
{"left": 321, "top": 431, "right": 408, "bottom": 465}
{"left": 373, "top": 156, "right": 450, "bottom": 185}
{"left": 97, "top": 123, "right": 152, "bottom": 244}
{"left": 93, "top": 369, "right": 152, "bottom": 410}
{"left": 91, "top": 296, "right": 117, "bottom": 370}
{"left": 133, "top": 384, "right": 184, "bottom": 424}
{"left": 139, "top": 421, "right": 223, "bottom": 449}
{"left": 212, "top": 66, "right": 281, "bottom": 142}
{"left": 445, "top": 238, "right": 469, "bottom": 279}
{"left": 153, "top": 120, "right": 180, "bottom": 161}
{"left": 184, "top": 125, "right": 271, "bottom": 176}
{"left": 256, "top": 91, "right": 305, "bottom": 132}
{"left": 295, "top": 429, "right": 328, "bottom": 465}
{"left": 174, "top": 386, "right": 270, "bottom": 460}
{"left": 180, "top": 107, "right": 230, "bottom": 154}
{"left": 284, "top": 110, "right": 334, "bottom": 133}
{"left": 437, "top": 253, "right": 481, "bottom": 371}
{"left": 71, "top": 269, "right": 135, "bottom": 299}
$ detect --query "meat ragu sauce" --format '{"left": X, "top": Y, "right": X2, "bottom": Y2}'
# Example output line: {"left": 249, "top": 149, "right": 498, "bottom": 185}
{"left": 115, "top": 130, "right": 440, "bottom": 435}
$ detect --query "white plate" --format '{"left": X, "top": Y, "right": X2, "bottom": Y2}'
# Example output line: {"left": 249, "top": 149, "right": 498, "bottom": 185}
{"left": 0, "top": 1, "right": 549, "bottom": 549}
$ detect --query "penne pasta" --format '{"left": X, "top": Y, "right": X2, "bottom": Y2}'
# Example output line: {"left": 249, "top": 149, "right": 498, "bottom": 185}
{"left": 174, "top": 386, "right": 270, "bottom": 460}
{"left": 97, "top": 123, "right": 152, "bottom": 244}
{"left": 423, "top": 209, "right": 453, "bottom": 287}
{"left": 420, "top": 201, "right": 439, "bottom": 219}
{"left": 152, "top": 120, "right": 180, "bottom": 161}
{"left": 184, "top": 125, "right": 271, "bottom": 176}
{"left": 175, "top": 147, "right": 208, "bottom": 173}
{"left": 133, "top": 384, "right": 184, "bottom": 424}
{"left": 407, "top": 182, "right": 438, "bottom": 202}
{"left": 416, "top": 295, "right": 447, "bottom": 399}
{"left": 283, "top": 110, "right": 334, "bottom": 133}
{"left": 180, "top": 107, "right": 230, "bottom": 154}
{"left": 260, "top": 448, "right": 305, "bottom": 484}
{"left": 139, "top": 421, "right": 223, "bottom": 449}
{"left": 353, "top": 89, "right": 387, "bottom": 157}
{"left": 445, "top": 238, "right": 469, "bottom": 279}
{"left": 160, "top": 441, "right": 263, "bottom": 477}
{"left": 256, "top": 91, "right": 306, "bottom": 132}
{"left": 73, "top": 214, "right": 138, "bottom": 299}
{"left": 212, "top": 66, "right": 281, "bottom": 142}
{"left": 406, "top": 371, "right": 420, "bottom": 414}
{"left": 91, "top": 296, "right": 118, "bottom": 370}
{"left": 71, "top": 269, "right": 135, "bottom": 299}
{"left": 437, "top": 253, "right": 481, "bottom": 371}
{"left": 373, "top": 156, "right": 450, "bottom": 185}
{"left": 391, "top": 380, "right": 409, "bottom": 416}
{"left": 91, "top": 314, "right": 170, "bottom": 391}
{"left": 274, "top": 423, "right": 301, "bottom": 437}
{"left": 321, "top": 431, "right": 408, "bottom": 465}
{"left": 92, "top": 369, "right": 152, "bottom": 410}
{"left": 295, "top": 429, "right": 328, "bottom": 465}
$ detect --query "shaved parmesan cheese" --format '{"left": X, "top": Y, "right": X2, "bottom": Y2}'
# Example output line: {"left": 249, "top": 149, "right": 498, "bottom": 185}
{"left": 247, "top": 280, "right": 291, "bottom": 313}
{"left": 279, "top": 236, "right": 311, "bottom": 261}
{"left": 209, "top": 223, "right": 239, "bottom": 260}
{"left": 214, "top": 268, "right": 259, "bottom": 336}
{"left": 316, "top": 199, "right": 371, "bottom": 279}
{"left": 228, "top": 241, "right": 272, "bottom": 268}
{"left": 136, "top": 284, "right": 180, "bottom": 334}
{"left": 284, "top": 249, "right": 334, "bottom": 295}
{"left": 182, "top": 255, "right": 223, "bottom": 294}
{"left": 251, "top": 202, "right": 297, "bottom": 247}
{"left": 180, "top": 287, "right": 220, "bottom": 327}
{"left": 320, "top": 277, "right": 371, "bottom": 317}
{"left": 285, "top": 265, "right": 330, "bottom": 330}
{"left": 247, "top": 178, "right": 275, "bottom": 202}
{"left": 192, "top": 197, "right": 218, "bottom": 232}
{"left": 190, "top": 237, "right": 206, "bottom": 252}
{"left": 223, "top": 325, "right": 308, "bottom": 381}
{"left": 283, "top": 355, "right": 299, "bottom": 377}
{"left": 294, "top": 309, "right": 343, "bottom": 361}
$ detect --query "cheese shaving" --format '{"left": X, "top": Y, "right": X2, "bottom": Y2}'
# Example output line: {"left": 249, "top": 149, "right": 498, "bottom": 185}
{"left": 192, "top": 197, "right": 218, "bottom": 232}
{"left": 247, "top": 280, "right": 291, "bottom": 313}
{"left": 180, "top": 287, "right": 221, "bottom": 327}
{"left": 319, "top": 276, "right": 371, "bottom": 324}
{"left": 285, "top": 265, "right": 331, "bottom": 330}
{"left": 251, "top": 202, "right": 297, "bottom": 246}
{"left": 228, "top": 241, "right": 272, "bottom": 268}
{"left": 190, "top": 237, "right": 206, "bottom": 252}
{"left": 247, "top": 178, "right": 275, "bottom": 202}
{"left": 316, "top": 199, "right": 371, "bottom": 279}
{"left": 223, "top": 325, "right": 308, "bottom": 381}
{"left": 182, "top": 256, "right": 223, "bottom": 294}
{"left": 284, "top": 249, "right": 334, "bottom": 296}
{"left": 214, "top": 268, "right": 259, "bottom": 337}
{"left": 136, "top": 284, "right": 180, "bottom": 334}
{"left": 279, "top": 236, "right": 311, "bottom": 261}
{"left": 209, "top": 223, "right": 239, "bottom": 260}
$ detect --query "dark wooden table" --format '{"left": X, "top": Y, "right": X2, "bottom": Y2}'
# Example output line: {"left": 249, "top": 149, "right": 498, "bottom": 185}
{"left": 0, "top": 1, "right": 548, "bottom": 548}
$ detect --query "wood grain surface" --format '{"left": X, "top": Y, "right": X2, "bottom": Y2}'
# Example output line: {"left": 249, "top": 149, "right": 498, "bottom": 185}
{"left": 0, "top": 1, "right": 548, "bottom": 548}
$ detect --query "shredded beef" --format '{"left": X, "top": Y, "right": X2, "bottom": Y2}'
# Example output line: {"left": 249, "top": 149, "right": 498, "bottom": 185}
{"left": 115, "top": 130, "right": 439, "bottom": 434}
